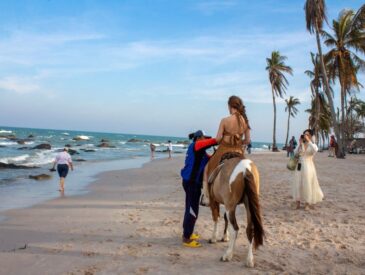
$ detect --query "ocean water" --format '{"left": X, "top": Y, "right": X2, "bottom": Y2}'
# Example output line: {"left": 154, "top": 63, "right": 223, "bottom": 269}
{"left": 0, "top": 126, "right": 276, "bottom": 212}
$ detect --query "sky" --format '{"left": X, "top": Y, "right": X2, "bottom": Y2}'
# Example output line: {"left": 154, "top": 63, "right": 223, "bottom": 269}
{"left": 0, "top": 0, "right": 364, "bottom": 142}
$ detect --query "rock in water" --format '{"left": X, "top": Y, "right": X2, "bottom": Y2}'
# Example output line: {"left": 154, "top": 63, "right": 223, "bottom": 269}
{"left": 29, "top": 174, "right": 52, "bottom": 180}
{"left": 32, "top": 143, "right": 51, "bottom": 150}
{"left": 100, "top": 139, "right": 109, "bottom": 142}
{"left": 97, "top": 142, "right": 116, "bottom": 148}
{"left": 0, "top": 162, "right": 38, "bottom": 169}
{"left": 80, "top": 149, "right": 96, "bottom": 152}
{"left": 68, "top": 149, "right": 79, "bottom": 155}
{"left": 72, "top": 135, "right": 89, "bottom": 141}
{"left": 127, "top": 138, "right": 142, "bottom": 143}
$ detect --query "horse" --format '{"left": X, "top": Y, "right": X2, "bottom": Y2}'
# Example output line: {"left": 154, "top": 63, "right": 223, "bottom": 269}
{"left": 206, "top": 156, "right": 264, "bottom": 267}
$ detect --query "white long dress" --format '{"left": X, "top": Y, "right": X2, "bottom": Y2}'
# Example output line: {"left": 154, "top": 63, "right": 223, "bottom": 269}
{"left": 292, "top": 141, "right": 323, "bottom": 204}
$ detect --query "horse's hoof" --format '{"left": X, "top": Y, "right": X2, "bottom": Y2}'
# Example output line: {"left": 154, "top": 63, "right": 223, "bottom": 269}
{"left": 220, "top": 254, "right": 232, "bottom": 262}
{"left": 246, "top": 260, "right": 254, "bottom": 268}
{"left": 220, "top": 237, "right": 229, "bottom": 242}
{"left": 209, "top": 239, "right": 217, "bottom": 244}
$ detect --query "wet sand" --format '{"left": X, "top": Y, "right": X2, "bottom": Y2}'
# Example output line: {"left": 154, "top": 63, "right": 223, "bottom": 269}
{"left": 0, "top": 152, "right": 364, "bottom": 274}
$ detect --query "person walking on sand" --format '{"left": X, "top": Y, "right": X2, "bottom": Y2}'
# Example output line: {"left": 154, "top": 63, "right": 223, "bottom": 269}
{"left": 51, "top": 148, "right": 73, "bottom": 192}
{"left": 167, "top": 140, "right": 173, "bottom": 159}
{"left": 181, "top": 130, "right": 217, "bottom": 247}
{"left": 150, "top": 143, "right": 156, "bottom": 159}
{"left": 329, "top": 135, "right": 336, "bottom": 157}
{"left": 201, "top": 95, "right": 251, "bottom": 206}
{"left": 292, "top": 129, "right": 323, "bottom": 210}
{"left": 287, "top": 136, "right": 297, "bottom": 158}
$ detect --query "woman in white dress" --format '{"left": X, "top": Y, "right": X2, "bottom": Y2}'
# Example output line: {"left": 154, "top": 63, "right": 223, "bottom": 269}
{"left": 292, "top": 129, "right": 323, "bottom": 209}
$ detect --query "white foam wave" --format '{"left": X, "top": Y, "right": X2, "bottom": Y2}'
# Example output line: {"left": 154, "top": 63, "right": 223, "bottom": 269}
{"left": 0, "top": 154, "right": 30, "bottom": 164}
{"left": 119, "top": 141, "right": 127, "bottom": 145}
{"left": 25, "top": 151, "right": 57, "bottom": 166}
{"left": 0, "top": 141, "right": 17, "bottom": 146}
{"left": 62, "top": 132, "right": 70, "bottom": 136}
{"left": 24, "top": 141, "right": 34, "bottom": 145}
{"left": 0, "top": 130, "right": 12, "bottom": 134}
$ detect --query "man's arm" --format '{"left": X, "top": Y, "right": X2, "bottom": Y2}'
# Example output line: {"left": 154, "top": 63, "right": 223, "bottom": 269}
{"left": 194, "top": 138, "right": 217, "bottom": 152}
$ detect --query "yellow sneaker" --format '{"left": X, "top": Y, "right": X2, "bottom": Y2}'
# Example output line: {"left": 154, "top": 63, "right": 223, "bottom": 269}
{"left": 190, "top": 233, "right": 200, "bottom": 240}
{"left": 183, "top": 240, "right": 202, "bottom": 248}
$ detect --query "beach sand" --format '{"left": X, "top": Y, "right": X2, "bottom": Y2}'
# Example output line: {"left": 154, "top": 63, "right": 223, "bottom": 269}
{"left": 0, "top": 152, "right": 364, "bottom": 274}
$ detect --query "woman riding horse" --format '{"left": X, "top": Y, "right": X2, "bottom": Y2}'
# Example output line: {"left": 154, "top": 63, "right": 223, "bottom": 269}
{"left": 202, "top": 95, "right": 251, "bottom": 205}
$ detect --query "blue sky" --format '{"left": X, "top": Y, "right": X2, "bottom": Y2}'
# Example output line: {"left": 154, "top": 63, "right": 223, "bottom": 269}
{"left": 0, "top": 0, "right": 364, "bottom": 141}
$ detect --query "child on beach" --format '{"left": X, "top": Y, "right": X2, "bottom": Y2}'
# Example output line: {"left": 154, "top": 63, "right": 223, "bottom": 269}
{"left": 167, "top": 140, "right": 173, "bottom": 159}
{"left": 180, "top": 130, "right": 217, "bottom": 247}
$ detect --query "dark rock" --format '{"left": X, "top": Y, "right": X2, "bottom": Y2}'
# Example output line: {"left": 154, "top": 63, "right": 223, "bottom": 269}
{"left": 75, "top": 158, "right": 86, "bottom": 162}
{"left": 80, "top": 149, "right": 96, "bottom": 152}
{"left": 18, "top": 147, "right": 29, "bottom": 150}
{"left": 32, "top": 143, "right": 51, "bottom": 150}
{"left": 100, "top": 139, "right": 109, "bottom": 143}
{"left": 17, "top": 140, "right": 26, "bottom": 145}
{"left": 0, "top": 145, "right": 5, "bottom": 148}
{"left": 29, "top": 174, "right": 52, "bottom": 180}
{"left": 0, "top": 162, "right": 38, "bottom": 169}
{"left": 65, "top": 144, "right": 72, "bottom": 148}
{"left": 28, "top": 134, "right": 34, "bottom": 138}
{"left": 68, "top": 149, "right": 79, "bottom": 155}
{"left": 127, "top": 138, "right": 142, "bottom": 143}
{"left": 97, "top": 142, "right": 116, "bottom": 148}
{"left": 0, "top": 134, "right": 16, "bottom": 140}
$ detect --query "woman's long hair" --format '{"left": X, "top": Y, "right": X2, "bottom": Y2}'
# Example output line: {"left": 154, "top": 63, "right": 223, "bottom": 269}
{"left": 228, "top": 95, "right": 251, "bottom": 129}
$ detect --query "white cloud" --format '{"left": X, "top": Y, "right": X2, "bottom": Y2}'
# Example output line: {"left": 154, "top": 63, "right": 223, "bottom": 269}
{"left": 0, "top": 76, "right": 40, "bottom": 94}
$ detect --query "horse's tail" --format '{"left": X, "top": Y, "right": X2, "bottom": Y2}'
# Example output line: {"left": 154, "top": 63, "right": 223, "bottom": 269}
{"left": 244, "top": 170, "right": 265, "bottom": 249}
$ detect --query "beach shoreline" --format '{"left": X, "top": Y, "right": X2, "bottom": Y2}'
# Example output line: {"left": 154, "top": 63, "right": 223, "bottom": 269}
{"left": 0, "top": 152, "right": 364, "bottom": 274}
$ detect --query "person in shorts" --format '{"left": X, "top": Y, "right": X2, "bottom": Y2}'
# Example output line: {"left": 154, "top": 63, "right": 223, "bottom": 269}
{"left": 52, "top": 148, "right": 74, "bottom": 192}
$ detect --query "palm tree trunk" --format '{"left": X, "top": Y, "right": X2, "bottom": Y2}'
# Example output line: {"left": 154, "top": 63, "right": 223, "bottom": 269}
{"left": 314, "top": 23, "right": 344, "bottom": 158}
{"left": 272, "top": 87, "right": 277, "bottom": 151}
{"left": 315, "top": 90, "right": 320, "bottom": 145}
{"left": 340, "top": 84, "right": 346, "bottom": 155}
{"left": 285, "top": 108, "right": 290, "bottom": 147}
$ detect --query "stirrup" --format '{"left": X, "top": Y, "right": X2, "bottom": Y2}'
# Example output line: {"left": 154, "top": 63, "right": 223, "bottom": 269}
{"left": 183, "top": 240, "right": 202, "bottom": 248}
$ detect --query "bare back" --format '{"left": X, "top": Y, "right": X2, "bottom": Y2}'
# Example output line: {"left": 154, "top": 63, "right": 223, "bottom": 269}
{"left": 216, "top": 113, "right": 249, "bottom": 146}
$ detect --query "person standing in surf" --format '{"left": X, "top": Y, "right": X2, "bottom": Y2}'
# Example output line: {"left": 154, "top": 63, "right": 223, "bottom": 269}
{"left": 51, "top": 148, "right": 74, "bottom": 192}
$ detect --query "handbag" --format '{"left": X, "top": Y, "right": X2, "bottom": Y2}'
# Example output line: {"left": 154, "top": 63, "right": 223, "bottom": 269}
{"left": 287, "top": 153, "right": 299, "bottom": 171}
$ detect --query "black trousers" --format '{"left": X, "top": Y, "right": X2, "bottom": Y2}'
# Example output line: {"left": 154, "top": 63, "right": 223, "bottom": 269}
{"left": 182, "top": 180, "right": 201, "bottom": 239}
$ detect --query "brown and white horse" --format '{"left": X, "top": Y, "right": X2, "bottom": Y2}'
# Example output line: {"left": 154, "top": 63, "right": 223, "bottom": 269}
{"left": 207, "top": 157, "right": 264, "bottom": 267}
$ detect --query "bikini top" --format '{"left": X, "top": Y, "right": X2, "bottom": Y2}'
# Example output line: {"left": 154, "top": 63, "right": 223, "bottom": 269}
{"left": 221, "top": 113, "right": 245, "bottom": 147}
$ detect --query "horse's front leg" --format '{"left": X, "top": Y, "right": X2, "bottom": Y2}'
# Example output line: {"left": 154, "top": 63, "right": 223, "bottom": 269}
{"left": 221, "top": 209, "right": 238, "bottom": 262}
{"left": 209, "top": 202, "right": 220, "bottom": 243}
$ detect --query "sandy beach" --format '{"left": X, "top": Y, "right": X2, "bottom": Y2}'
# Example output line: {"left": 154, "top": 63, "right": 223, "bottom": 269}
{"left": 0, "top": 152, "right": 364, "bottom": 275}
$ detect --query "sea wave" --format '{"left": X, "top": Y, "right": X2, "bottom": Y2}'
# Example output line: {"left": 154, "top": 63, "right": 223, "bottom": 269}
{"left": 25, "top": 150, "right": 57, "bottom": 166}
{"left": 0, "top": 154, "right": 30, "bottom": 164}
{"left": 0, "top": 130, "right": 12, "bottom": 134}
{"left": 0, "top": 141, "right": 17, "bottom": 146}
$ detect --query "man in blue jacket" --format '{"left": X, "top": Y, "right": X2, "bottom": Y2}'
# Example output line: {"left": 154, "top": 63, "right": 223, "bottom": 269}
{"left": 181, "top": 130, "right": 217, "bottom": 247}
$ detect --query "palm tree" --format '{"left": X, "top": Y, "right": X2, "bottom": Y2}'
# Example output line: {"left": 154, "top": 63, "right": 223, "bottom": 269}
{"left": 322, "top": 8, "right": 365, "bottom": 154}
{"left": 266, "top": 51, "right": 293, "bottom": 151}
{"left": 304, "top": 0, "right": 343, "bottom": 157}
{"left": 284, "top": 96, "right": 300, "bottom": 147}
{"left": 305, "top": 52, "right": 323, "bottom": 139}
{"left": 306, "top": 92, "right": 331, "bottom": 149}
